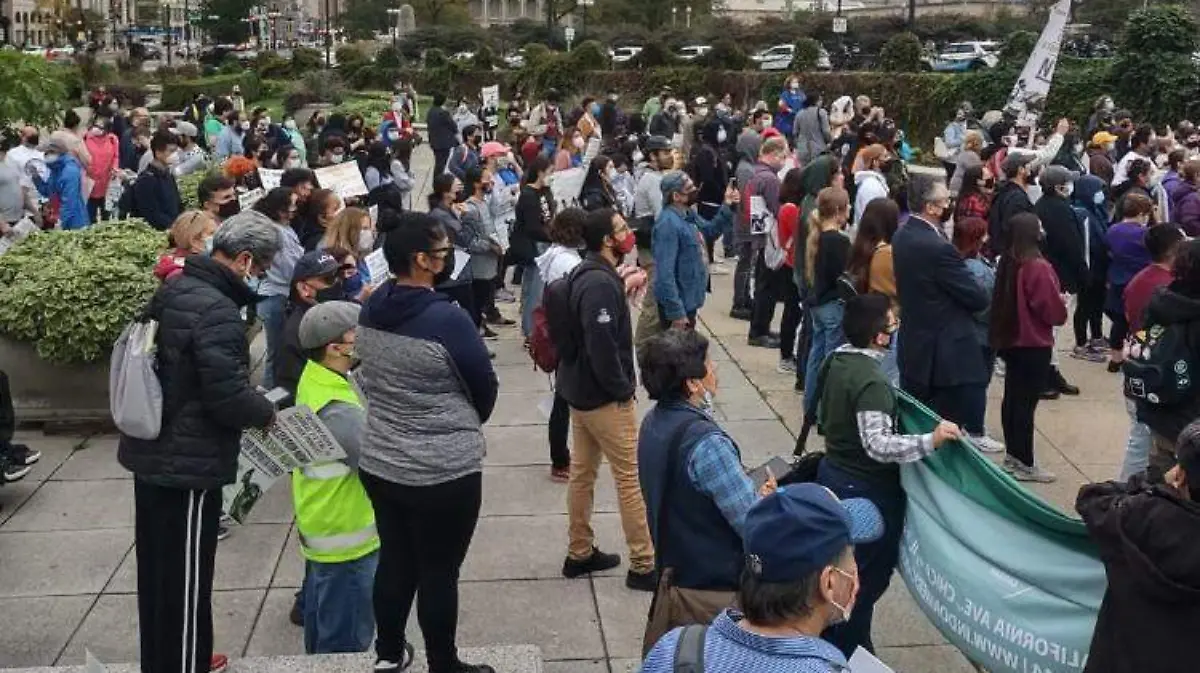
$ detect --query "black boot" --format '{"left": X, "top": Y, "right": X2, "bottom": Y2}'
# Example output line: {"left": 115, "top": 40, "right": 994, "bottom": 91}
{"left": 1051, "top": 366, "right": 1080, "bottom": 396}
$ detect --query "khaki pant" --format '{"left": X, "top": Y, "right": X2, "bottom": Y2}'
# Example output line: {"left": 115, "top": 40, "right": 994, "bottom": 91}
{"left": 567, "top": 400, "right": 655, "bottom": 573}
{"left": 642, "top": 568, "right": 735, "bottom": 656}
{"left": 635, "top": 249, "right": 664, "bottom": 349}
{"left": 1149, "top": 432, "right": 1178, "bottom": 482}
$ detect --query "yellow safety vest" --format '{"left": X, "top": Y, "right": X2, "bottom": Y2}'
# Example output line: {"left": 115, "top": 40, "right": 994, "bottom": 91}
{"left": 291, "top": 361, "right": 380, "bottom": 564}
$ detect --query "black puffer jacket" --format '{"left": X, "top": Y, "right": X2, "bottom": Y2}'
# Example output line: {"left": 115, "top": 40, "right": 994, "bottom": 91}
{"left": 118, "top": 255, "right": 275, "bottom": 490}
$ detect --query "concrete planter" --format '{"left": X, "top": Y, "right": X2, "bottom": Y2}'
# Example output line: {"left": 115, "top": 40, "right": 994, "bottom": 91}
{"left": 0, "top": 335, "right": 110, "bottom": 424}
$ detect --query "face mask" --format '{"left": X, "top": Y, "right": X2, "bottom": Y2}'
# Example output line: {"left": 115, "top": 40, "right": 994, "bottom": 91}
{"left": 203, "top": 235, "right": 214, "bottom": 255}
{"left": 284, "top": 119, "right": 297, "bottom": 130}
{"left": 218, "top": 199, "right": 240, "bottom": 219}
{"left": 606, "top": 166, "right": 617, "bottom": 180}
{"left": 109, "top": 102, "right": 120, "bottom": 111}
{"left": 388, "top": 130, "right": 401, "bottom": 141}
{"left": 613, "top": 232, "right": 636, "bottom": 256}
{"left": 433, "top": 249, "right": 456, "bottom": 286}
{"left": 717, "top": 127, "right": 728, "bottom": 144}
{"left": 240, "top": 120, "right": 250, "bottom": 130}
{"left": 1093, "top": 191, "right": 1105, "bottom": 205}
{"left": 263, "top": 117, "right": 272, "bottom": 126}
{"left": 1074, "top": 143, "right": 1084, "bottom": 155}
{"left": 167, "top": 150, "right": 181, "bottom": 166}
{"left": 590, "top": 103, "right": 601, "bottom": 116}
{"left": 90, "top": 127, "right": 105, "bottom": 137}
{"left": 285, "top": 159, "right": 301, "bottom": 169}
{"left": 315, "top": 279, "right": 345, "bottom": 303}
{"left": 827, "top": 566, "right": 858, "bottom": 625}
{"left": 632, "top": 150, "right": 644, "bottom": 163}
{"left": 331, "top": 153, "right": 345, "bottom": 164}
{"left": 358, "top": 229, "right": 375, "bottom": 252}
{"left": 44, "top": 153, "right": 60, "bottom": 163}
{"left": 696, "top": 107, "right": 709, "bottom": 117}
{"left": 572, "top": 137, "right": 585, "bottom": 150}
{"left": 790, "top": 82, "right": 799, "bottom": 90}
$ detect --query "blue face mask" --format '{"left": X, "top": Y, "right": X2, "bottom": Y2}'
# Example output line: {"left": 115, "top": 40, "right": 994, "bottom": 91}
{"left": 591, "top": 103, "right": 601, "bottom": 116}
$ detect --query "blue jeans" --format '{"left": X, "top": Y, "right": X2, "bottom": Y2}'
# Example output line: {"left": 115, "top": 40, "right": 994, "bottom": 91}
{"left": 520, "top": 259, "right": 545, "bottom": 338}
{"left": 257, "top": 294, "right": 287, "bottom": 389}
{"left": 804, "top": 301, "right": 846, "bottom": 418}
{"left": 817, "top": 459, "right": 905, "bottom": 656}
{"left": 1120, "top": 397, "right": 1152, "bottom": 481}
{"left": 303, "top": 551, "right": 378, "bottom": 654}
{"left": 959, "top": 346, "right": 994, "bottom": 436}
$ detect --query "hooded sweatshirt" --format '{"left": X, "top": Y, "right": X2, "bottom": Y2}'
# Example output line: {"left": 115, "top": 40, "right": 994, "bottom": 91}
{"left": 536, "top": 243, "right": 583, "bottom": 284}
{"left": 794, "top": 155, "right": 839, "bottom": 290}
{"left": 1071, "top": 175, "right": 1111, "bottom": 282}
{"left": 733, "top": 129, "right": 763, "bottom": 244}
{"left": 356, "top": 282, "right": 498, "bottom": 487}
{"left": 1171, "top": 179, "right": 1200, "bottom": 236}
{"left": 852, "top": 169, "right": 888, "bottom": 228}
{"left": 1076, "top": 477, "right": 1200, "bottom": 673}
{"left": 1136, "top": 284, "right": 1200, "bottom": 442}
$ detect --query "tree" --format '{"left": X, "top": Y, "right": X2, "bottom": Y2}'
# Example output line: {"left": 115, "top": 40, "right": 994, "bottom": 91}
{"left": 878, "top": 31, "right": 922, "bottom": 72}
{"left": 0, "top": 52, "right": 69, "bottom": 129}
{"left": 197, "top": 0, "right": 251, "bottom": 45}
{"left": 790, "top": 37, "right": 821, "bottom": 71}
{"left": 1111, "top": 5, "right": 1200, "bottom": 126}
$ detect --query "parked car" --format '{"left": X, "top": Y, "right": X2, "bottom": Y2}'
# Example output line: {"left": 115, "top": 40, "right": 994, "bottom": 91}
{"left": 502, "top": 49, "right": 527, "bottom": 68}
{"left": 47, "top": 46, "right": 76, "bottom": 62}
{"left": 924, "top": 41, "right": 999, "bottom": 72}
{"left": 676, "top": 45, "right": 712, "bottom": 61}
{"left": 610, "top": 46, "right": 642, "bottom": 64}
{"left": 22, "top": 45, "right": 48, "bottom": 57}
{"left": 751, "top": 43, "right": 832, "bottom": 71}
{"left": 451, "top": 51, "right": 475, "bottom": 62}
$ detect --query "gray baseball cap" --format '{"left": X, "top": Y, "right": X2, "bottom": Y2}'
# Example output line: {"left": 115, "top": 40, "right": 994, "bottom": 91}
{"left": 298, "top": 301, "right": 360, "bottom": 350}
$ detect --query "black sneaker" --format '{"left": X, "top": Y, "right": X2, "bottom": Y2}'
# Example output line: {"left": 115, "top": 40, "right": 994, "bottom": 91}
{"left": 562, "top": 547, "right": 622, "bottom": 578}
{"left": 289, "top": 592, "right": 303, "bottom": 626}
{"left": 747, "top": 334, "right": 781, "bottom": 349}
{"left": 1, "top": 455, "right": 31, "bottom": 483}
{"left": 481, "top": 325, "right": 499, "bottom": 340}
{"left": 217, "top": 525, "right": 231, "bottom": 541}
{"left": 1057, "top": 380, "right": 1080, "bottom": 396}
{"left": 9, "top": 444, "right": 41, "bottom": 466}
{"left": 450, "top": 663, "right": 496, "bottom": 673}
{"left": 374, "top": 643, "right": 415, "bottom": 672}
{"left": 486, "top": 313, "right": 516, "bottom": 327}
{"left": 729, "top": 307, "right": 753, "bottom": 321}
{"left": 1039, "top": 389, "right": 1061, "bottom": 401}
{"left": 626, "top": 568, "right": 658, "bottom": 592}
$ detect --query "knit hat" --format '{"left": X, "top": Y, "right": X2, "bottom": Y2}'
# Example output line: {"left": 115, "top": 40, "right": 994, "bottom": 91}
{"left": 298, "top": 301, "right": 360, "bottom": 350}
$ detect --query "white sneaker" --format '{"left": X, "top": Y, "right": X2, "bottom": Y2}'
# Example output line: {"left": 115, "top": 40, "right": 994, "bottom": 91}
{"left": 709, "top": 262, "right": 731, "bottom": 276}
{"left": 1007, "top": 458, "right": 1057, "bottom": 483}
{"left": 969, "top": 433, "right": 1005, "bottom": 453}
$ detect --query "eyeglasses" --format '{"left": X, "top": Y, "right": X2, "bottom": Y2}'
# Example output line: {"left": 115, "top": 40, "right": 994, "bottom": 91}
{"left": 425, "top": 246, "right": 454, "bottom": 258}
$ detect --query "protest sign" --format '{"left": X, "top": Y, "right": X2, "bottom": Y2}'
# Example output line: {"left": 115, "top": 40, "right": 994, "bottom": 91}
{"left": 450, "top": 249, "right": 471, "bottom": 281}
{"left": 848, "top": 648, "right": 896, "bottom": 673}
{"left": 315, "top": 163, "right": 370, "bottom": 201}
{"left": 223, "top": 405, "right": 346, "bottom": 523}
{"left": 547, "top": 167, "right": 586, "bottom": 210}
{"left": 1006, "top": 0, "right": 1071, "bottom": 127}
{"left": 364, "top": 247, "right": 391, "bottom": 286}
{"left": 896, "top": 392, "right": 1102, "bottom": 673}
{"left": 259, "top": 168, "right": 283, "bottom": 190}
{"left": 583, "top": 137, "right": 602, "bottom": 166}
{"left": 238, "top": 187, "right": 265, "bottom": 211}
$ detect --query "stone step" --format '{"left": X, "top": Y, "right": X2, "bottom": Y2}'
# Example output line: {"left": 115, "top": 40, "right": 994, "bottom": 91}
{"left": 1, "top": 646, "right": 543, "bottom": 673}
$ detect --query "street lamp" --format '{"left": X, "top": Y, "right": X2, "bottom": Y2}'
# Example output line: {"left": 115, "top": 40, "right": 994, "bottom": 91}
{"left": 671, "top": 6, "right": 676, "bottom": 27}
{"left": 268, "top": 11, "right": 280, "bottom": 51}
{"left": 323, "top": 0, "right": 331, "bottom": 68}
{"left": 162, "top": 2, "right": 171, "bottom": 66}
{"left": 385, "top": 7, "right": 400, "bottom": 50}
{"left": 685, "top": 5, "right": 691, "bottom": 28}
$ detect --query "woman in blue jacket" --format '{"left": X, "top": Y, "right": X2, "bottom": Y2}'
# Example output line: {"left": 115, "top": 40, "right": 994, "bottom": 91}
{"left": 30, "top": 138, "right": 88, "bottom": 230}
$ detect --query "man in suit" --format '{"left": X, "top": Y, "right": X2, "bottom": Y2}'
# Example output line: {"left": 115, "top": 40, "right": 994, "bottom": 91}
{"left": 893, "top": 176, "right": 991, "bottom": 428}
{"left": 425, "top": 93, "right": 460, "bottom": 177}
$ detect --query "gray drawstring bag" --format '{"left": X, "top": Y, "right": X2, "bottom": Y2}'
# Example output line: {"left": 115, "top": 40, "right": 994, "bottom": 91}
{"left": 109, "top": 319, "right": 163, "bottom": 440}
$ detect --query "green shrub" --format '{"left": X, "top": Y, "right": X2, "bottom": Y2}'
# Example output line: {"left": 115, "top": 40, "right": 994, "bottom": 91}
{"left": 998, "top": 30, "right": 1036, "bottom": 68}
{"left": 254, "top": 51, "right": 292, "bottom": 79}
{"left": 632, "top": 42, "right": 676, "bottom": 69}
{"left": 791, "top": 38, "right": 823, "bottom": 71}
{"left": 568, "top": 40, "right": 608, "bottom": 71}
{"left": 0, "top": 221, "right": 164, "bottom": 364}
{"left": 878, "top": 32, "right": 923, "bottom": 72}
{"left": 520, "top": 43, "right": 552, "bottom": 66}
{"left": 1111, "top": 6, "right": 1200, "bottom": 126}
{"left": 0, "top": 53, "right": 70, "bottom": 128}
{"left": 700, "top": 39, "right": 748, "bottom": 71}
{"left": 1121, "top": 5, "right": 1197, "bottom": 54}
{"left": 177, "top": 170, "right": 213, "bottom": 211}
{"left": 161, "top": 73, "right": 262, "bottom": 111}
{"left": 292, "top": 47, "right": 323, "bottom": 74}
{"left": 424, "top": 47, "right": 448, "bottom": 68}
{"left": 376, "top": 46, "right": 404, "bottom": 69}
{"left": 472, "top": 44, "right": 496, "bottom": 71}
{"left": 218, "top": 54, "right": 242, "bottom": 74}
{"left": 284, "top": 71, "right": 348, "bottom": 113}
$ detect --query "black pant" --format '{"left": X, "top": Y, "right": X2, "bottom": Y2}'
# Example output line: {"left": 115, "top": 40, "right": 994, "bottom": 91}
{"left": 442, "top": 283, "right": 479, "bottom": 328}
{"left": 779, "top": 272, "right": 803, "bottom": 360}
{"left": 902, "top": 379, "right": 977, "bottom": 430}
{"left": 134, "top": 479, "right": 221, "bottom": 673}
{"left": 87, "top": 197, "right": 107, "bottom": 224}
{"left": 471, "top": 279, "right": 494, "bottom": 324}
{"left": 549, "top": 391, "right": 570, "bottom": 470}
{"left": 794, "top": 308, "right": 813, "bottom": 387}
{"left": 361, "top": 471, "right": 482, "bottom": 673}
{"left": 1074, "top": 281, "right": 1104, "bottom": 346}
{"left": 0, "top": 369, "right": 13, "bottom": 447}
{"left": 750, "top": 251, "right": 788, "bottom": 338}
{"left": 432, "top": 149, "right": 451, "bottom": 178}
{"left": 999, "top": 347, "right": 1052, "bottom": 467}
{"left": 732, "top": 242, "right": 754, "bottom": 310}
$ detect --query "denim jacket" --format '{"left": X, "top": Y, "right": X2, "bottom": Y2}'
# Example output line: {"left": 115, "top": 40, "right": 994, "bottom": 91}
{"left": 652, "top": 203, "right": 733, "bottom": 321}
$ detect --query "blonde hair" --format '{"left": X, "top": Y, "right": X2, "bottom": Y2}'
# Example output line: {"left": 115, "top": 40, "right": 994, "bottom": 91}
{"left": 321, "top": 207, "right": 370, "bottom": 253}
{"left": 804, "top": 187, "right": 850, "bottom": 287}
{"left": 964, "top": 130, "right": 985, "bottom": 153}
{"left": 168, "top": 210, "right": 217, "bottom": 250}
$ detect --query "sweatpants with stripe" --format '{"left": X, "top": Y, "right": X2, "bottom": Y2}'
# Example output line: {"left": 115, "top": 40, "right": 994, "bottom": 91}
{"left": 134, "top": 478, "right": 221, "bottom": 673}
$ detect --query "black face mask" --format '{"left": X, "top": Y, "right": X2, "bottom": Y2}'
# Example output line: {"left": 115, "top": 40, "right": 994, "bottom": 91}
{"left": 315, "top": 279, "right": 345, "bottom": 303}
{"left": 25, "top": 134, "right": 39, "bottom": 147}
{"left": 433, "top": 250, "right": 456, "bottom": 287}
{"left": 218, "top": 199, "right": 240, "bottom": 219}
{"left": 939, "top": 205, "right": 953, "bottom": 224}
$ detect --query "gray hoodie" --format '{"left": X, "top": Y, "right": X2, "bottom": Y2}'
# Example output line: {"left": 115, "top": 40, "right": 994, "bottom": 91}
{"left": 734, "top": 129, "right": 763, "bottom": 244}
{"left": 226, "top": 209, "right": 300, "bottom": 299}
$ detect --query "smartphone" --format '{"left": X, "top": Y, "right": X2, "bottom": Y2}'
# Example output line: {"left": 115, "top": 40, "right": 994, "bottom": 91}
{"left": 748, "top": 457, "right": 792, "bottom": 489}
{"left": 263, "top": 387, "right": 291, "bottom": 406}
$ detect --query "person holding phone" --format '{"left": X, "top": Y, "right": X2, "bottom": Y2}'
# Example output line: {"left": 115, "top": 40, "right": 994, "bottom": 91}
{"left": 636, "top": 328, "right": 777, "bottom": 654}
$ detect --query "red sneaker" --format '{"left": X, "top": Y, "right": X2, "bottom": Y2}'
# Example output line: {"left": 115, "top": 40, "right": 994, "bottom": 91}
{"left": 210, "top": 654, "right": 229, "bottom": 673}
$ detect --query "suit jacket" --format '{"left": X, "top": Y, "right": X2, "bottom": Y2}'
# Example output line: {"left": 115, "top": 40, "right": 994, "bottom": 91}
{"left": 893, "top": 216, "right": 991, "bottom": 389}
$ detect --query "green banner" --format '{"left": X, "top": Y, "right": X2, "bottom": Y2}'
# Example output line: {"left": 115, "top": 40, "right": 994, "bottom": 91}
{"left": 895, "top": 392, "right": 1105, "bottom": 673}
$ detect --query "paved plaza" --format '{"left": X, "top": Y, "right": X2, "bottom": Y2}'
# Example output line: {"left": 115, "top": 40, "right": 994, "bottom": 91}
{"left": 0, "top": 146, "right": 1127, "bottom": 672}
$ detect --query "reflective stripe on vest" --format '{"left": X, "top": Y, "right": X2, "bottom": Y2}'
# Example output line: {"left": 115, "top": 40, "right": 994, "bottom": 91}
{"left": 292, "top": 361, "right": 379, "bottom": 564}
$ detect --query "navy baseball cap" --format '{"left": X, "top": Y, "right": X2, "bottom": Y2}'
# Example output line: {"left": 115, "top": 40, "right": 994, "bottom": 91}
{"left": 743, "top": 483, "right": 884, "bottom": 583}
{"left": 291, "top": 251, "right": 342, "bottom": 283}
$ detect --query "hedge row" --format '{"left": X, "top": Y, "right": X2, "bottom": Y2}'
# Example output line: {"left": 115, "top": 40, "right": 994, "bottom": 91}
{"left": 160, "top": 73, "right": 263, "bottom": 111}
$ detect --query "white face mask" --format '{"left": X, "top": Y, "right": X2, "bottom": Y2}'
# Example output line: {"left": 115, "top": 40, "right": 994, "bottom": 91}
{"left": 387, "top": 130, "right": 401, "bottom": 141}
{"left": 240, "top": 120, "right": 251, "bottom": 130}
{"left": 696, "top": 107, "right": 709, "bottom": 117}
{"left": 44, "top": 152, "right": 60, "bottom": 163}
{"left": 331, "top": 152, "right": 345, "bottom": 164}
{"left": 717, "top": 127, "right": 728, "bottom": 144}
{"left": 284, "top": 119, "right": 297, "bottom": 130}
{"left": 827, "top": 566, "right": 858, "bottom": 625}
{"left": 285, "top": 158, "right": 301, "bottom": 169}
{"left": 1093, "top": 191, "right": 1105, "bottom": 205}
{"left": 90, "top": 127, "right": 105, "bottom": 137}
{"left": 358, "top": 229, "right": 375, "bottom": 252}
{"left": 263, "top": 117, "right": 272, "bottom": 126}
{"left": 167, "top": 150, "right": 181, "bottom": 165}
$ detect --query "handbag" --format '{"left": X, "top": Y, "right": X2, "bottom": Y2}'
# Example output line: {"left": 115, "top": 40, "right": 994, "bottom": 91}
{"left": 109, "top": 308, "right": 163, "bottom": 440}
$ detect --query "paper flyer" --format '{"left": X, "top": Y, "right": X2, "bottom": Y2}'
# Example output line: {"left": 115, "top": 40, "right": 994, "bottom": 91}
{"left": 547, "top": 167, "right": 586, "bottom": 210}
{"left": 450, "top": 249, "right": 471, "bottom": 281}
{"left": 259, "top": 168, "right": 284, "bottom": 190}
{"left": 222, "top": 406, "right": 346, "bottom": 523}
{"left": 364, "top": 248, "right": 391, "bottom": 286}
{"left": 848, "top": 647, "right": 896, "bottom": 673}
{"left": 315, "top": 163, "right": 370, "bottom": 200}
{"left": 238, "top": 187, "right": 265, "bottom": 211}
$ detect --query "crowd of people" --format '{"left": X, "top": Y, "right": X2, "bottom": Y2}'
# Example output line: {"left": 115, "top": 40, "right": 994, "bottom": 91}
{"left": 1, "top": 75, "right": 1199, "bottom": 673}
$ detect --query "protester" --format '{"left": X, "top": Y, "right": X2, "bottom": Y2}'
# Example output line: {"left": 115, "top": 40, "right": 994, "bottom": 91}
{"left": 731, "top": 117, "right": 767, "bottom": 319}
{"left": 292, "top": 300, "right": 379, "bottom": 654}
{"left": 1087, "top": 131, "right": 1117, "bottom": 186}
{"left": 130, "top": 130, "right": 182, "bottom": 230}
{"left": 241, "top": 187, "right": 303, "bottom": 389}
{"left": 794, "top": 96, "right": 831, "bottom": 166}
{"left": 988, "top": 153, "right": 1037, "bottom": 251}
{"left": 893, "top": 177, "right": 990, "bottom": 429}
{"left": 1075, "top": 419, "right": 1200, "bottom": 673}
{"left": 953, "top": 164, "right": 993, "bottom": 223}
{"left": 637, "top": 328, "right": 776, "bottom": 652}
{"left": 686, "top": 119, "right": 733, "bottom": 271}
{"left": 428, "top": 173, "right": 482, "bottom": 330}
{"left": 553, "top": 127, "right": 584, "bottom": 171}
{"left": 799, "top": 186, "right": 853, "bottom": 425}
{"left": 631, "top": 136, "right": 673, "bottom": 339}
{"left": 580, "top": 155, "right": 618, "bottom": 212}
{"left": 852, "top": 144, "right": 891, "bottom": 228}
{"left": 990, "top": 212, "right": 1068, "bottom": 482}
{"left": 640, "top": 484, "right": 885, "bottom": 673}
{"left": 746, "top": 137, "right": 789, "bottom": 349}
{"left": 319, "top": 207, "right": 374, "bottom": 299}
{"left": 0, "top": 137, "right": 27, "bottom": 234}
{"left": 1069, "top": 175, "right": 1112, "bottom": 362}
{"left": 299, "top": 188, "right": 341, "bottom": 252}
{"left": 529, "top": 89, "right": 565, "bottom": 157}
{"left": 215, "top": 109, "right": 249, "bottom": 161}
{"left": 155, "top": 210, "right": 219, "bottom": 282}
{"left": 557, "top": 208, "right": 656, "bottom": 592}
{"left": 775, "top": 77, "right": 806, "bottom": 141}
{"left": 942, "top": 103, "right": 971, "bottom": 178}
{"left": 274, "top": 250, "right": 349, "bottom": 397}
{"left": 653, "top": 171, "right": 736, "bottom": 329}
{"left": 1112, "top": 159, "right": 1156, "bottom": 224}
{"left": 171, "top": 121, "right": 208, "bottom": 177}
{"left": 447, "top": 125, "right": 483, "bottom": 180}
{"left": 1112, "top": 124, "right": 1155, "bottom": 185}
{"left": 1172, "top": 159, "right": 1200, "bottom": 236}
{"left": 1105, "top": 193, "right": 1155, "bottom": 373}
{"left": 356, "top": 210, "right": 498, "bottom": 673}
{"left": 29, "top": 137, "right": 88, "bottom": 230}
{"left": 536, "top": 208, "right": 588, "bottom": 481}
{"left": 846, "top": 198, "right": 900, "bottom": 381}
{"left": 118, "top": 214, "right": 279, "bottom": 673}
{"left": 511, "top": 155, "right": 555, "bottom": 337}
{"left": 951, "top": 216, "right": 1006, "bottom": 453}
{"left": 199, "top": 174, "right": 238, "bottom": 222}
{"left": 461, "top": 166, "right": 504, "bottom": 336}
{"left": 774, "top": 170, "right": 806, "bottom": 375}
{"left": 83, "top": 116, "right": 120, "bottom": 223}
{"left": 1036, "top": 165, "right": 1087, "bottom": 397}
{"left": 947, "top": 130, "right": 985, "bottom": 195}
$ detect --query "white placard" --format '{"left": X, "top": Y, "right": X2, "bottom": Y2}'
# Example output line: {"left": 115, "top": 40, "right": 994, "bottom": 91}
{"left": 449, "top": 249, "right": 471, "bottom": 281}
{"left": 259, "top": 167, "right": 283, "bottom": 190}
{"left": 314, "top": 162, "right": 370, "bottom": 200}
{"left": 583, "top": 137, "right": 602, "bottom": 166}
{"left": 238, "top": 187, "right": 265, "bottom": 211}
{"left": 1006, "top": 0, "right": 1071, "bottom": 128}
{"left": 547, "top": 166, "right": 586, "bottom": 210}
{"left": 223, "top": 405, "right": 347, "bottom": 523}
{"left": 481, "top": 84, "right": 500, "bottom": 110}
{"left": 748, "top": 195, "right": 775, "bottom": 235}
{"left": 364, "top": 247, "right": 390, "bottom": 286}
{"left": 848, "top": 647, "right": 896, "bottom": 673}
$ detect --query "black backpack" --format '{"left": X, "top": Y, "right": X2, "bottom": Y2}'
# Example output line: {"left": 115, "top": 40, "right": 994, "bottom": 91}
{"left": 541, "top": 264, "right": 600, "bottom": 365}
{"left": 1123, "top": 320, "right": 1200, "bottom": 407}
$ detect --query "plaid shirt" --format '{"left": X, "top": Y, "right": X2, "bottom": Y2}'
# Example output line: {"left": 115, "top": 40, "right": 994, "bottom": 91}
{"left": 686, "top": 421, "right": 757, "bottom": 535}
{"left": 835, "top": 346, "right": 936, "bottom": 464}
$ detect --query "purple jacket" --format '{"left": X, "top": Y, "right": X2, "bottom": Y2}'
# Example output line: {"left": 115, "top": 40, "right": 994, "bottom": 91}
{"left": 1106, "top": 222, "right": 1151, "bottom": 287}
{"left": 1172, "top": 181, "right": 1200, "bottom": 236}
